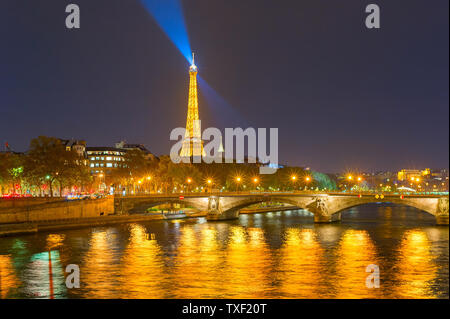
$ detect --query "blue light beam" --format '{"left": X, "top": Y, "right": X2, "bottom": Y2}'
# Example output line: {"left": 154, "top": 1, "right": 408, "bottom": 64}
{"left": 140, "top": 0, "right": 192, "bottom": 63}
{"left": 198, "top": 76, "right": 250, "bottom": 129}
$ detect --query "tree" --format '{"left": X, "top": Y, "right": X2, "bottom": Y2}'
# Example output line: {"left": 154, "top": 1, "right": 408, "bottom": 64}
{"left": 23, "top": 136, "right": 85, "bottom": 197}
{"left": 0, "top": 153, "right": 24, "bottom": 195}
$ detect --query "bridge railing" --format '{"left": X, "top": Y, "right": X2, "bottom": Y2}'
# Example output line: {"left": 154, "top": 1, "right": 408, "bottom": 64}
{"left": 113, "top": 190, "right": 448, "bottom": 198}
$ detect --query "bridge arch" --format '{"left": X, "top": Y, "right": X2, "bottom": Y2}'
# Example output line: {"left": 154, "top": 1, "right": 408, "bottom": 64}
{"left": 220, "top": 196, "right": 302, "bottom": 212}
{"left": 115, "top": 196, "right": 209, "bottom": 215}
{"left": 326, "top": 197, "right": 440, "bottom": 218}
{"left": 209, "top": 195, "right": 312, "bottom": 220}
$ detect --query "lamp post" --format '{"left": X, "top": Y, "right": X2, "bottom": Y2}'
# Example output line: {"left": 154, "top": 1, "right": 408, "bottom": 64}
{"left": 138, "top": 179, "right": 142, "bottom": 195}
{"left": 235, "top": 176, "right": 242, "bottom": 193}
{"left": 253, "top": 177, "right": 259, "bottom": 191}
{"left": 291, "top": 175, "right": 297, "bottom": 191}
{"left": 206, "top": 178, "right": 213, "bottom": 193}
{"left": 98, "top": 173, "right": 105, "bottom": 194}
{"left": 186, "top": 178, "right": 192, "bottom": 193}
{"left": 305, "top": 176, "right": 312, "bottom": 191}
{"left": 146, "top": 176, "right": 152, "bottom": 193}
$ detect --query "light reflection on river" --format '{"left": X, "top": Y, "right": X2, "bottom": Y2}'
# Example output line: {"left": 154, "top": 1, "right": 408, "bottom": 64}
{"left": 0, "top": 203, "right": 448, "bottom": 299}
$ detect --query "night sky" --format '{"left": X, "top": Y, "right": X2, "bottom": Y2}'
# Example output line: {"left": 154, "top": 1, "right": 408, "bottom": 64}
{"left": 0, "top": 0, "right": 448, "bottom": 173}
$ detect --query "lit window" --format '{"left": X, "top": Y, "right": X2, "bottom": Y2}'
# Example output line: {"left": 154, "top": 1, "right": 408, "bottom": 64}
{"left": 96, "top": 157, "right": 99, "bottom": 160}
{"left": 106, "top": 163, "right": 113, "bottom": 167}
{"left": 101, "top": 157, "right": 104, "bottom": 160}
{"left": 91, "top": 157, "right": 95, "bottom": 161}
{"left": 90, "top": 164, "right": 94, "bottom": 168}
{"left": 106, "top": 157, "right": 112, "bottom": 161}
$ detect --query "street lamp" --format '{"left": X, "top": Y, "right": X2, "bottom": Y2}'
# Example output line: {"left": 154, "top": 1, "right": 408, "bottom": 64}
{"left": 206, "top": 178, "right": 213, "bottom": 193}
{"left": 98, "top": 173, "right": 105, "bottom": 194}
{"left": 235, "top": 176, "right": 242, "bottom": 192}
{"left": 290, "top": 175, "right": 297, "bottom": 191}
{"left": 304, "top": 176, "right": 312, "bottom": 191}
{"left": 145, "top": 176, "right": 152, "bottom": 194}
{"left": 252, "top": 177, "right": 260, "bottom": 191}
{"left": 186, "top": 178, "right": 192, "bottom": 193}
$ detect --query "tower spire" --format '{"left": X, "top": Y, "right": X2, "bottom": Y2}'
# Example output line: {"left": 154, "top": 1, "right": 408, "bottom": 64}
{"left": 192, "top": 52, "right": 195, "bottom": 66}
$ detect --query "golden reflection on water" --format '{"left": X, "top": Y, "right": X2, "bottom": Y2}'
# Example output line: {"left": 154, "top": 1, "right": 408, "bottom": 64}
{"left": 119, "top": 224, "right": 165, "bottom": 298}
{"left": 391, "top": 230, "right": 438, "bottom": 298}
{"left": 334, "top": 229, "right": 381, "bottom": 298}
{"left": 46, "top": 234, "right": 65, "bottom": 250}
{"left": 0, "top": 255, "right": 19, "bottom": 298}
{"left": 171, "top": 226, "right": 226, "bottom": 298}
{"left": 277, "top": 228, "right": 324, "bottom": 298}
{"left": 222, "top": 227, "right": 272, "bottom": 298}
{"left": 0, "top": 208, "right": 447, "bottom": 299}
{"left": 81, "top": 230, "right": 120, "bottom": 298}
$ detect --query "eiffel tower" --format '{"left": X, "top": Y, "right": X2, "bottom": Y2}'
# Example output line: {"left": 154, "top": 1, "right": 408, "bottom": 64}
{"left": 180, "top": 53, "right": 205, "bottom": 159}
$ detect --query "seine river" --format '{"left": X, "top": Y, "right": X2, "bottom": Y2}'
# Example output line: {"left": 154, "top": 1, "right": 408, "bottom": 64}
{"left": 0, "top": 203, "right": 448, "bottom": 299}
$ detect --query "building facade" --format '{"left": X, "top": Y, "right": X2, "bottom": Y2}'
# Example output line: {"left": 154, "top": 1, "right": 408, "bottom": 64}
{"left": 86, "top": 147, "right": 127, "bottom": 176}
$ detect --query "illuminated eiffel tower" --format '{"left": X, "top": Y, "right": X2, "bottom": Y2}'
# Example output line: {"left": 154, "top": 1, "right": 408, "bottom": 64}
{"left": 180, "top": 53, "right": 205, "bottom": 158}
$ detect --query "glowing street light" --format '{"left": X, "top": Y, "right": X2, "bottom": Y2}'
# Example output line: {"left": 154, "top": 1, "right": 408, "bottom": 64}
{"left": 305, "top": 176, "right": 311, "bottom": 182}
{"left": 235, "top": 176, "right": 242, "bottom": 192}
{"left": 291, "top": 175, "right": 297, "bottom": 181}
{"left": 252, "top": 177, "right": 260, "bottom": 191}
{"left": 206, "top": 178, "right": 213, "bottom": 193}
{"left": 186, "top": 178, "right": 193, "bottom": 193}
{"left": 347, "top": 175, "right": 353, "bottom": 181}
{"left": 357, "top": 176, "right": 362, "bottom": 182}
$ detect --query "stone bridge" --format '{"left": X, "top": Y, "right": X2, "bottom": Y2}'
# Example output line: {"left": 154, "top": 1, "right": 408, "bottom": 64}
{"left": 114, "top": 192, "right": 449, "bottom": 225}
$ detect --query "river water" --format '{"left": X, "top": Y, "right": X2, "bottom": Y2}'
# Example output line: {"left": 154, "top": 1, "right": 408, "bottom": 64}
{"left": 0, "top": 203, "right": 448, "bottom": 299}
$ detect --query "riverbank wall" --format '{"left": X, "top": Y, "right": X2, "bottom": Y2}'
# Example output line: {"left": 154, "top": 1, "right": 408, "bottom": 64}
{"left": 0, "top": 201, "right": 299, "bottom": 237}
{"left": 0, "top": 197, "right": 114, "bottom": 224}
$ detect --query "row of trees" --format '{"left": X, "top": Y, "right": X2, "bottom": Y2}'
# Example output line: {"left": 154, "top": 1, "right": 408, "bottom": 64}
{"left": 108, "top": 156, "right": 338, "bottom": 194}
{"left": 0, "top": 136, "right": 92, "bottom": 196}
{"left": 0, "top": 136, "right": 338, "bottom": 197}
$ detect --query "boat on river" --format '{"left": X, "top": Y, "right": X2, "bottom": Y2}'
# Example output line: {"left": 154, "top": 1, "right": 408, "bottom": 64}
{"left": 162, "top": 210, "right": 187, "bottom": 220}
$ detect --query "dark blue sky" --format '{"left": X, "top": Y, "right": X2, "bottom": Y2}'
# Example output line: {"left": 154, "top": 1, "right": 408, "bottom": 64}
{"left": 0, "top": 0, "right": 448, "bottom": 172}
